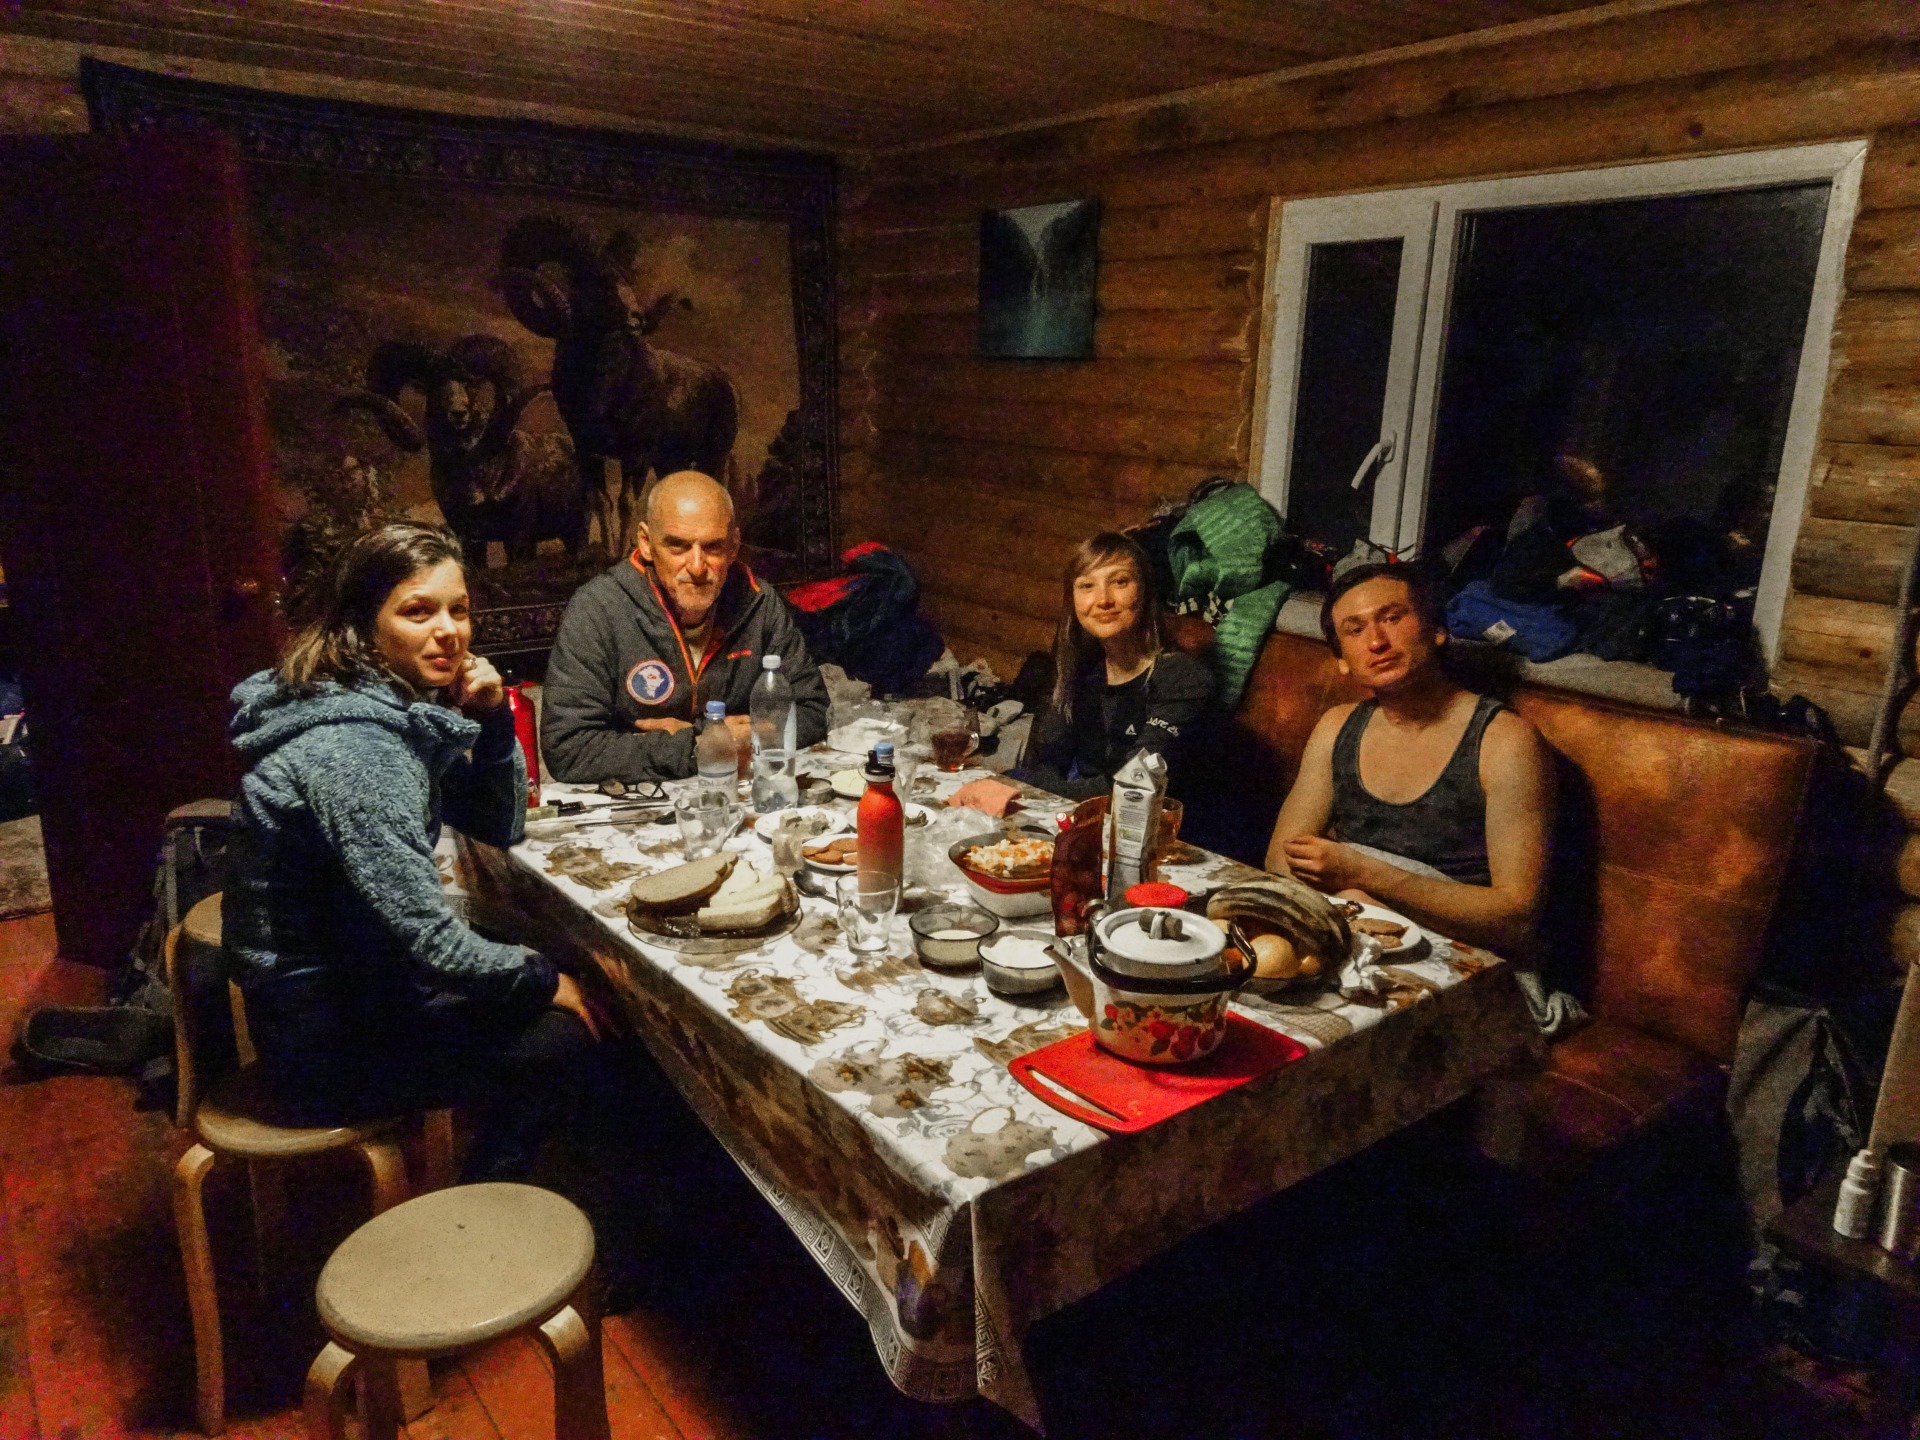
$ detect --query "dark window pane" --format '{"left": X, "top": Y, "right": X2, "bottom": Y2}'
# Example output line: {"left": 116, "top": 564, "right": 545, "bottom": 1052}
{"left": 1424, "top": 183, "right": 1829, "bottom": 593}
{"left": 1285, "top": 238, "right": 1403, "bottom": 554}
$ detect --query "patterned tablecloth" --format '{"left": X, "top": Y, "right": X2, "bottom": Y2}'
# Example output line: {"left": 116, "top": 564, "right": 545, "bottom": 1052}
{"left": 459, "top": 754, "right": 1542, "bottom": 1433}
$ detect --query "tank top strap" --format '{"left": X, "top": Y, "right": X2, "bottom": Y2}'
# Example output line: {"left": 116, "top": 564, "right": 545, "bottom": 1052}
{"left": 1329, "top": 699, "right": 1378, "bottom": 779}
{"left": 1443, "top": 694, "right": 1506, "bottom": 789}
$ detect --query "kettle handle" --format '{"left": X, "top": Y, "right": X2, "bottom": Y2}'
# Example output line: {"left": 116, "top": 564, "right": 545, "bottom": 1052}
{"left": 1082, "top": 900, "right": 1109, "bottom": 970}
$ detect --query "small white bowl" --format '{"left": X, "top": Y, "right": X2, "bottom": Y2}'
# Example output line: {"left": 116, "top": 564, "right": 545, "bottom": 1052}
{"left": 980, "top": 932, "right": 1063, "bottom": 996}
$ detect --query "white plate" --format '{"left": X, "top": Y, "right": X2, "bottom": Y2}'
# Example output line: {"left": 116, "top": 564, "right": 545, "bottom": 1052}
{"left": 799, "top": 837, "right": 860, "bottom": 873}
{"left": 752, "top": 806, "right": 849, "bottom": 842}
{"left": 796, "top": 805, "right": 933, "bottom": 870}
{"left": 1347, "top": 902, "right": 1428, "bottom": 958}
{"left": 827, "top": 718, "right": 907, "bottom": 757}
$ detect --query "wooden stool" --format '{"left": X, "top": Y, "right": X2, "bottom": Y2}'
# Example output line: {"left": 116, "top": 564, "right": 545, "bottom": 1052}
{"left": 167, "top": 894, "right": 454, "bottom": 1434}
{"left": 304, "top": 1183, "right": 607, "bottom": 1440}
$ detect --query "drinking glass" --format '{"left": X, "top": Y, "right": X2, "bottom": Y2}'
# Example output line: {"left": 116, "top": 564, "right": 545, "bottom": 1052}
{"left": 836, "top": 874, "right": 900, "bottom": 955}
{"left": 927, "top": 702, "right": 978, "bottom": 772}
{"left": 769, "top": 812, "right": 821, "bottom": 876}
{"left": 674, "top": 786, "right": 736, "bottom": 860}
{"left": 893, "top": 743, "right": 930, "bottom": 798}
{"left": 1147, "top": 798, "right": 1185, "bottom": 881}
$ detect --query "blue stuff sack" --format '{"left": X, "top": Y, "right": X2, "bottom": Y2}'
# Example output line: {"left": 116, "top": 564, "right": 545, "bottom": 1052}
{"left": 1445, "top": 580, "right": 1579, "bottom": 663}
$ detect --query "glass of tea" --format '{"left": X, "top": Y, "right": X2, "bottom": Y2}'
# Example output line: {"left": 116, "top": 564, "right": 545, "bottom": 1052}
{"left": 925, "top": 700, "right": 977, "bottom": 772}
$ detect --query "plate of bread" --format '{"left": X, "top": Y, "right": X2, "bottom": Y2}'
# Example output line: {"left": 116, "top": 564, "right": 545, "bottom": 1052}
{"left": 624, "top": 854, "right": 799, "bottom": 952}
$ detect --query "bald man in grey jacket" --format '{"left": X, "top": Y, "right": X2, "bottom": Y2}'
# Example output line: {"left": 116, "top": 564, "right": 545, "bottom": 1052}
{"left": 542, "top": 471, "right": 828, "bottom": 783}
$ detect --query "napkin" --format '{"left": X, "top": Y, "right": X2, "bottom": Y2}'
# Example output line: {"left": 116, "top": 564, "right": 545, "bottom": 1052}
{"left": 948, "top": 777, "right": 1022, "bottom": 817}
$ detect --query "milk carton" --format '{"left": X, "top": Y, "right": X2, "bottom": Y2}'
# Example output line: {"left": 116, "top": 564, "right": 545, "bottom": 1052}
{"left": 1105, "top": 749, "right": 1168, "bottom": 898}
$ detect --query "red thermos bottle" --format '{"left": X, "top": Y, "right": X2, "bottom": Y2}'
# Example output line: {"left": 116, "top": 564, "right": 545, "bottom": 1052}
{"left": 506, "top": 683, "right": 541, "bottom": 808}
{"left": 855, "top": 743, "right": 903, "bottom": 893}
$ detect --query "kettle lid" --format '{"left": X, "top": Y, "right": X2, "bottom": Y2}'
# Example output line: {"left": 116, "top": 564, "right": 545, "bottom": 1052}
{"left": 1095, "top": 906, "right": 1226, "bottom": 974}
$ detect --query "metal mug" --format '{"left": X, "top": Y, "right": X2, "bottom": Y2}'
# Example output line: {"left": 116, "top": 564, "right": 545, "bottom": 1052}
{"left": 1878, "top": 1142, "right": 1920, "bottom": 1260}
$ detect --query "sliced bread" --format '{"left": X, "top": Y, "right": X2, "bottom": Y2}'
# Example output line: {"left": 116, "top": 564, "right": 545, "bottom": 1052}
{"left": 625, "top": 853, "right": 736, "bottom": 915}
{"left": 695, "top": 864, "right": 793, "bottom": 933}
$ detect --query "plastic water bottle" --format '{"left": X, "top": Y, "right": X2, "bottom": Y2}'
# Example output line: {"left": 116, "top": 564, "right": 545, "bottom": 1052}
{"left": 695, "top": 700, "right": 738, "bottom": 793}
{"left": 750, "top": 655, "right": 800, "bottom": 811}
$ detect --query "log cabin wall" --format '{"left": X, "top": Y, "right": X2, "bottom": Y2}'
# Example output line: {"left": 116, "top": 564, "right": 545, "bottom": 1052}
{"left": 838, "top": 0, "right": 1920, "bottom": 725}
{"left": 13, "top": 6, "right": 1920, "bottom": 950}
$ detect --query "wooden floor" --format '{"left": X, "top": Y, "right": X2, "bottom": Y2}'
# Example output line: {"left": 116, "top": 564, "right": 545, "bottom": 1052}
{"left": 0, "top": 908, "right": 1887, "bottom": 1440}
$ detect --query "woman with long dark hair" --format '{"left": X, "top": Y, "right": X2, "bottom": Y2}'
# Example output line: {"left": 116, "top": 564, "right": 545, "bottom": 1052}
{"left": 225, "top": 521, "right": 598, "bottom": 1181}
{"left": 1017, "top": 531, "right": 1214, "bottom": 801}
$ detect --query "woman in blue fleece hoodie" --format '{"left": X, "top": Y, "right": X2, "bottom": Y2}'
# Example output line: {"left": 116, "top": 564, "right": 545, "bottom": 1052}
{"left": 226, "top": 522, "right": 597, "bottom": 1181}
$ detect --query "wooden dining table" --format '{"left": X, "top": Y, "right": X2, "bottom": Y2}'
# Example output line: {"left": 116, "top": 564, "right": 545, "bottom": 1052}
{"left": 454, "top": 747, "right": 1542, "bottom": 1433}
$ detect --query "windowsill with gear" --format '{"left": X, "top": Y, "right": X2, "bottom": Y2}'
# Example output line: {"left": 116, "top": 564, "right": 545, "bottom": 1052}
{"left": 1273, "top": 593, "right": 1693, "bottom": 716}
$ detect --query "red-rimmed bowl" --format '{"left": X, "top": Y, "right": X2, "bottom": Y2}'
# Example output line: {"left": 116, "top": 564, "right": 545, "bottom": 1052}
{"left": 948, "top": 829, "right": 1054, "bottom": 918}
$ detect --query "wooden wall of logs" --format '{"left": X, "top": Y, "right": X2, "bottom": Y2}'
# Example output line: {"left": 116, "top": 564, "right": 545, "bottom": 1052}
{"left": 840, "top": 0, "right": 1920, "bottom": 729}
{"left": 14, "top": 7, "right": 1920, "bottom": 964}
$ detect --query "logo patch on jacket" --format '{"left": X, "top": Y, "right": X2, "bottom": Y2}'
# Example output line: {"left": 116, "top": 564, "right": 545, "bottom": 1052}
{"left": 626, "top": 659, "right": 676, "bottom": 706}
{"left": 725, "top": 648, "right": 754, "bottom": 661}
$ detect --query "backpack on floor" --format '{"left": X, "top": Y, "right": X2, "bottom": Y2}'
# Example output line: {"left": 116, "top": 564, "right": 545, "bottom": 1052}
{"left": 1731, "top": 983, "right": 1901, "bottom": 1363}
{"left": 13, "top": 799, "right": 237, "bottom": 1082}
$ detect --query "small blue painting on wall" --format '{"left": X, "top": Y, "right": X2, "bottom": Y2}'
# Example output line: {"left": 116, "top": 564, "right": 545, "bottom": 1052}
{"left": 979, "top": 199, "right": 1099, "bottom": 360}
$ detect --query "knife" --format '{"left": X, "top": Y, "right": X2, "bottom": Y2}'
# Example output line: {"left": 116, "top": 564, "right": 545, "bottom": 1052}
{"left": 1022, "top": 1065, "right": 1131, "bottom": 1126}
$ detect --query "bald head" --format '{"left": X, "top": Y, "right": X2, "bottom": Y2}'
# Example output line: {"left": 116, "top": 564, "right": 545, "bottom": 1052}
{"left": 644, "top": 470, "right": 734, "bottom": 535}
{"left": 636, "top": 469, "right": 739, "bottom": 628}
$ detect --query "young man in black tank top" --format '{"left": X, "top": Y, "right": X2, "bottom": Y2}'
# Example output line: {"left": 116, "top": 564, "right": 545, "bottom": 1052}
{"left": 1263, "top": 564, "right": 1555, "bottom": 954}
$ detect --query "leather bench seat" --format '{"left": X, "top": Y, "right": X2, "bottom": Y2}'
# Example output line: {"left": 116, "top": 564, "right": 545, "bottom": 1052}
{"left": 1187, "top": 629, "right": 1815, "bottom": 1177}
{"left": 1491, "top": 1019, "right": 1729, "bottom": 1178}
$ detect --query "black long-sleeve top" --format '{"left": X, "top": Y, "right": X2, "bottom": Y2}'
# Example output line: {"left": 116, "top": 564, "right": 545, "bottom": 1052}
{"left": 1017, "top": 649, "right": 1214, "bottom": 802}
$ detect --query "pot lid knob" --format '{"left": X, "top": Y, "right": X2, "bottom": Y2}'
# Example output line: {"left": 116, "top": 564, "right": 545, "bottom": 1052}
{"left": 1096, "top": 905, "right": 1228, "bottom": 971}
{"left": 1140, "top": 909, "right": 1184, "bottom": 942}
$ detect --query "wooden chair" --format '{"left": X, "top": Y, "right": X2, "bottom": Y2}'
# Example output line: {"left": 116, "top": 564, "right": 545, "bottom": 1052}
{"left": 166, "top": 893, "right": 454, "bottom": 1435}
{"left": 304, "top": 1183, "right": 608, "bottom": 1440}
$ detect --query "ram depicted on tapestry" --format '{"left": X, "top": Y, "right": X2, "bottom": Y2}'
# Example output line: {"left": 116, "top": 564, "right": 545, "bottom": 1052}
{"left": 333, "top": 335, "right": 585, "bottom": 565}
{"left": 494, "top": 216, "right": 742, "bottom": 563}
{"left": 83, "top": 61, "right": 839, "bottom": 656}
{"left": 259, "top": 183, "right": 804, "bottom": 628}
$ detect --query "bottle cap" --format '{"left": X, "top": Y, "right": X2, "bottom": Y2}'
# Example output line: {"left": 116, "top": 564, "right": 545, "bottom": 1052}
{"left": 762, "top": 654, "right": 782, "bottom": 670}
{"left": 705, "top": 701, "right": 726, "bottom": 720}
{"left": 865, "top": 743, "right": 895, "bottom": 778}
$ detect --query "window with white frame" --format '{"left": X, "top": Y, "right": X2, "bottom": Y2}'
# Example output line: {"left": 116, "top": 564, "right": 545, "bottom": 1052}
{"left": 1252, "top": 143, "right": 1865, "bottom": 662}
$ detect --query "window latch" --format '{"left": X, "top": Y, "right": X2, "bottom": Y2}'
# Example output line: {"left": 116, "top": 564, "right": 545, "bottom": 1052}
{"left": 1348, "top": 432, "right": 1396, "bottom": 491}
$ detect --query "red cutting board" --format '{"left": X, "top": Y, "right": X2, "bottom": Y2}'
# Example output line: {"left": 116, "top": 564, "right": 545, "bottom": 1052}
{"left": 1011, "top": 1015, "right": 1308, "bottom": 1134}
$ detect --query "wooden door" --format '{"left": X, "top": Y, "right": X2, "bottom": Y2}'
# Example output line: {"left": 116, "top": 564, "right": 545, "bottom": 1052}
{"left": 0, "top": 134, "right": 282, "bottom": 965}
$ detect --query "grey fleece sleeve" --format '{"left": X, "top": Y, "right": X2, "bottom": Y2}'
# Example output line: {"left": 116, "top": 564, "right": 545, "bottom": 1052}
{"left": 541, "top": 592, "right": 698, "bottom": 782}
{"left": 298, "top": 730, "right": 557, "bottom": 1016}
{"left": 763, "top": 590, "right": 830, "bottom": 749}
{"left": 440, "top": 704, "right": 529, "bottom": 847}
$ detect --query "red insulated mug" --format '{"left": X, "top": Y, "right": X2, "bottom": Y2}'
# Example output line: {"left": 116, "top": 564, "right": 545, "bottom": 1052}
{"left": 506, "top": 683, "right": 540, "bottom": 808}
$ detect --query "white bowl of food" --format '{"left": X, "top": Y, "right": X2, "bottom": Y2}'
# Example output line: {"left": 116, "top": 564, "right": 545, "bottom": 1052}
{"left": 979, "top": 930, "right": 1063, "bottom": 997}
{"left": 948, "top": 829, "right": 1054, "bottom": 919}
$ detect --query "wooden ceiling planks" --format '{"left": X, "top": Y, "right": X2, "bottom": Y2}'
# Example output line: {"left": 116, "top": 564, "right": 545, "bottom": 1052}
{"left": 4, "top": 0, "right": 1614, "bottom": 150}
